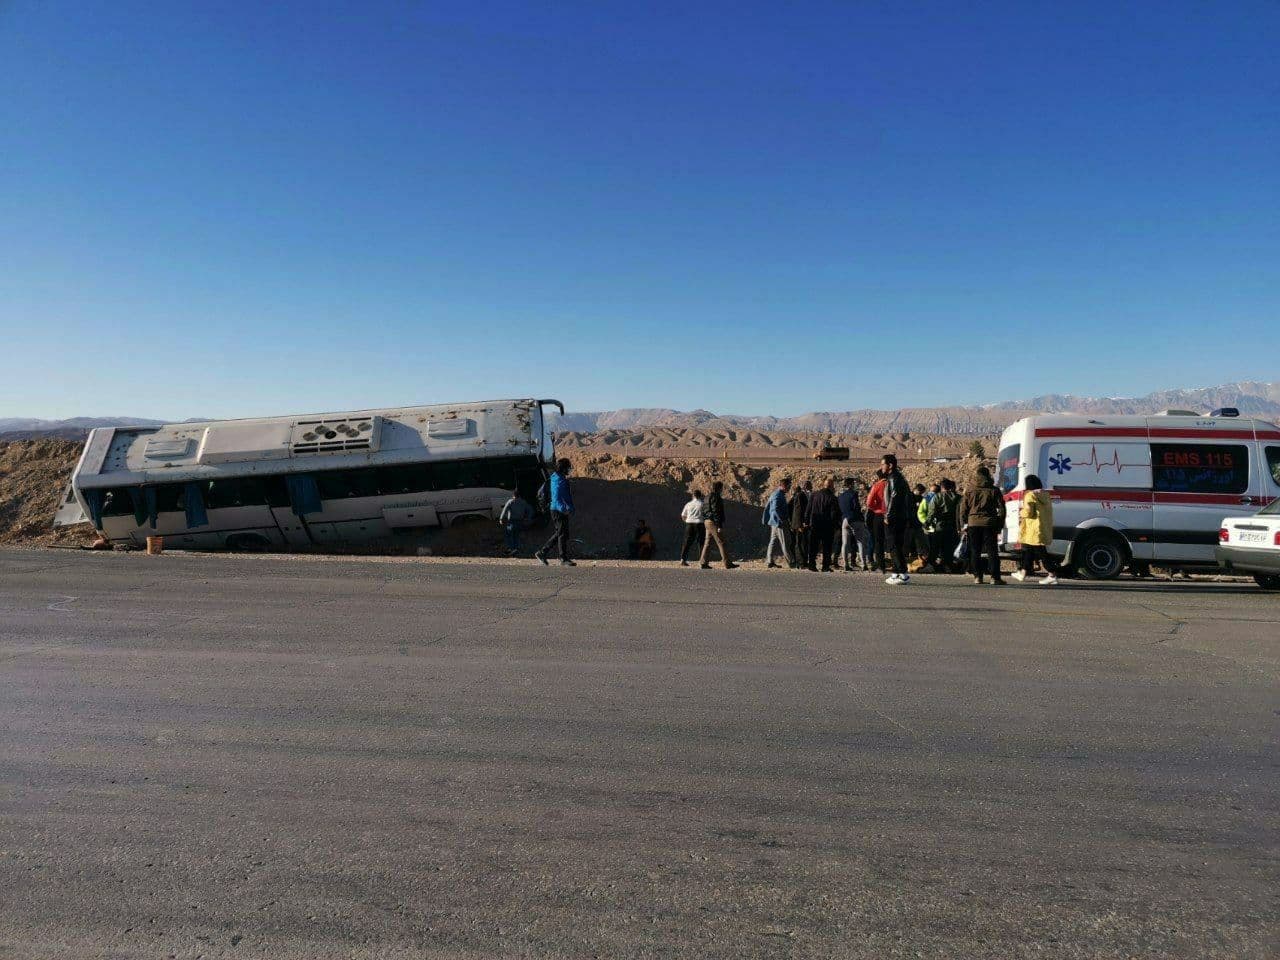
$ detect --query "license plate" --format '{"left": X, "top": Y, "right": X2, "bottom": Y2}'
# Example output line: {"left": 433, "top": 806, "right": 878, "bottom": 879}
{"left": 1238, "top": 531, "right": 1267, "bottom": 543}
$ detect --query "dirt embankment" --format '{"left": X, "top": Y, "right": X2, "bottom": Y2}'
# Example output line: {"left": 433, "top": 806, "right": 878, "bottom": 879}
{"left": 561, "top": 452, "right": 989, "bottom": 560}
{"left": 556, "top": 427, "right": 996, "bottom": 463}
{"left": 0, "top": 439, "right": 93, "bottom": 547}
{"left": 0, "top": 439, "right": 991, "bottom": 560}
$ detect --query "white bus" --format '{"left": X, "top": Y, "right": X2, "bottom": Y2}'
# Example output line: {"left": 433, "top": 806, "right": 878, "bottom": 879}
{"left": 55, "top": 398, "right": 564, "bottom": 551}
{"left": 996, "top": 409, "right": 1280, "bottom": 578}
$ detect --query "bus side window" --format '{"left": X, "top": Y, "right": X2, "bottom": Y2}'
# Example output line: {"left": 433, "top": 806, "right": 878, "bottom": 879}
{"left": 102, "top": 487, "right": 138, "bottom": 517}
{"left": 376, "top": 464, "right": 433, "bottom": 496}
{"left": 482, "top": 458, "right": 519, "bottom": 490}
{"left": 433, "top": 462, "right": 469, "bottom": 489}
{"left": 347, "top": 468, "right": 379, "bottom": 498}
{"left": 263, "top": 476, "right": 290, "bottom": 508}
{"left": 1267, "top": 446, "right": 1280, "bottom": 486}
{"left": 316, "top": 469, "right": 379, "bottom": 500}
{"left": 153, "top": 484, "right": 185, "bottom": 513}
{"left": 206, "top": 477, "right": 271, "bottom": 509}
{"left": 205, "top": 479, "right": 233, "bottom": 510}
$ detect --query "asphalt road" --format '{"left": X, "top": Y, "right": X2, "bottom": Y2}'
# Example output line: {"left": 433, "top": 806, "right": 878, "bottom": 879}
{"left": 1, "top": 550, "right": 1277, "bottom": 959}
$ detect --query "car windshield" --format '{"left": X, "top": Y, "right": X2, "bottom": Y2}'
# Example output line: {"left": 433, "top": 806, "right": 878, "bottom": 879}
{"left": 1259, "top": 498, "right": 1280, "bottom": 516}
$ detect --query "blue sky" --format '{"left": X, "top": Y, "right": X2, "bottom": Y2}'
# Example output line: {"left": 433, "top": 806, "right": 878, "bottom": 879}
{"left": 1, "top": 0, "right": 1276, "bottom": 420}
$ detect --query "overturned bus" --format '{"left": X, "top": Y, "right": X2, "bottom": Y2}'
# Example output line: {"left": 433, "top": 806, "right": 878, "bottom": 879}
{"left": 54, "top": 398, "right": 564, "bottom": 551}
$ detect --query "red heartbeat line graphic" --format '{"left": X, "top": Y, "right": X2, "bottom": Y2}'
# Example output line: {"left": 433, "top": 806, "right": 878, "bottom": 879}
{"left": 1073, "top": 445, "right": 1148, "bottom": 474}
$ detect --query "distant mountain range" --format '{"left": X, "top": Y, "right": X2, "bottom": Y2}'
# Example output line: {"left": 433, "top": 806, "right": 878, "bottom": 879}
{"left": 3, "top": 381, "right": 1277, "bottom": 440}
{"left": 0, "top": 416, "right": 170, "bottom": 433}
{"left": 549, "top": 381, "right": 1280, "bottom": 436}
{"left": 0, "top": 416, "right": 202, "bottom": 442}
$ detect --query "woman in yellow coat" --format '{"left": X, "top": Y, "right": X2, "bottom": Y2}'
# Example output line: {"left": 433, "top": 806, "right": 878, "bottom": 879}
{"left": 1013, "top": 474, "right": 1058, "bottom": 585}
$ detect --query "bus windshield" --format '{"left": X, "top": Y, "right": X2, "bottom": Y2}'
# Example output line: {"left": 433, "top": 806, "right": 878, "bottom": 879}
{"left": 998, "top": 444, "right": 1020, "bottom": 494}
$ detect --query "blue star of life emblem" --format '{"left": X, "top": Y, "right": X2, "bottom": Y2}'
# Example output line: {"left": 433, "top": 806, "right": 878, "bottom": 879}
{"left": 1049, "top": 455, "right": 1072, "bottom": 474}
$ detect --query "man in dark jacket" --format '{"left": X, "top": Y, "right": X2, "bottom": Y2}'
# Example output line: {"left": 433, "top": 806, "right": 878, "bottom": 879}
{"left": 959, "top": 466, "right": 1007, "bottom": 584}
{"left": 805, "top": 477, "right": 842, "bottom": 572}
{"left": 926, "top": 478, "right": 961, "bottom": 571}
{"left": 789, "top": 481, "right": 811, "bottom": 570}
{"left": 881, "top": 454, "right": 914, "bottom": 584}
{"left": 699, "top": 480, "right": 738, "bottom": 569}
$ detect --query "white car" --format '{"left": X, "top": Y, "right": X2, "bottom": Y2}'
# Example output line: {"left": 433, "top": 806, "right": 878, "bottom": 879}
{"left": 1217, "top": 500, "right": 1280, "bottom": 590}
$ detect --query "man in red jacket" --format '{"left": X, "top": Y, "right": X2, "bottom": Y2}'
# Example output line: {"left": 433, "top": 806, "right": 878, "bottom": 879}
{"left": 864, "top": 469, "right": 888, "bottom": 573}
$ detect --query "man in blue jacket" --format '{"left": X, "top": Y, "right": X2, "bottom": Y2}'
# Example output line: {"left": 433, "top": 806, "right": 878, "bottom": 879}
{"left": 535, "top": 459, "right": 577, "bottom": 566}
{"left": 762, "top": 477, "right": 793, "bottom": 568}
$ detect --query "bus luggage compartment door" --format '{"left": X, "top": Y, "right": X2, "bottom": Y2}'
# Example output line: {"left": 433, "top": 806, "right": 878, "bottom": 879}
{"left": 270, "top": 506, "right": 314, "bottom": 546}
{"left": 383, "top": 505, "right": 440, "bottom": 529}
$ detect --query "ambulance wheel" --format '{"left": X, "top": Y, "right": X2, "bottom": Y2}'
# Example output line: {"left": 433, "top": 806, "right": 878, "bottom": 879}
{"left": 1255, "top": 574, "right": 1280, "bottom": 591}
{"left": 1073, "top": 531, "right": 1128, "bottom": 580}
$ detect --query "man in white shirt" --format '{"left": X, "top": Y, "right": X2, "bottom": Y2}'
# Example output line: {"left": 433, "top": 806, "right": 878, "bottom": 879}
{"left": 678, "top": 490, "right": 707, "bottom": 566}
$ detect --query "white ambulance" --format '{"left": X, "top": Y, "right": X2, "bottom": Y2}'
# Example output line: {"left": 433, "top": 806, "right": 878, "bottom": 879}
{"left": 995, "top": 409, "right": 1280, "bottom": 579}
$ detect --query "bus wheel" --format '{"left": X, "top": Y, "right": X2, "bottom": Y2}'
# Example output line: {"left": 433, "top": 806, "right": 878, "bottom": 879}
{"left": 226, "top": 533, "right": 271, "bottom": 553}
{"left": 1255, "top": 574, "right": 1280, "bottom": 591}
{"left": 1073, "top": 531, "right": 1128, "bottom": 580}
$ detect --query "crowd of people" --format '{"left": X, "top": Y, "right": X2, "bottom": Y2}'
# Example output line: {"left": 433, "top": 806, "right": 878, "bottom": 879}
{"left": 510, "top": 455, "right": 1058, "bottom": 585}
{"left": 742, "top": 453, "right": 1057, "bottom": 585}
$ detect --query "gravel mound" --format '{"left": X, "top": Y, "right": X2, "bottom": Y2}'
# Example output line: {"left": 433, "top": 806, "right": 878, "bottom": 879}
{"left": 0, "top": 439, "right": 93, "bottom": 547}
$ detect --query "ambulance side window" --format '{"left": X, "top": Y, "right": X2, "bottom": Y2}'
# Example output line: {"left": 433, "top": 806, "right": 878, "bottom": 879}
{"left": 1266, "top": 447, "right": 1280, "bottom": 487}
{"left": 1150, "top": 443, "right": 1250, "bottom": 494}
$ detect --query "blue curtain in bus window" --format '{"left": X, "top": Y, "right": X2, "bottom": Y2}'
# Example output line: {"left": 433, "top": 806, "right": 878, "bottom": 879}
{"left": 183, "top": 482, "right": 209, "bottom": 528}
{"left": 84, "top": 489, "right": 104, "bottom": 528}
{"left": 128, "top": 488, "right": 148, "bottom": 526}
{"left": 286, "top": 474, "right": 322, "bottom": 517}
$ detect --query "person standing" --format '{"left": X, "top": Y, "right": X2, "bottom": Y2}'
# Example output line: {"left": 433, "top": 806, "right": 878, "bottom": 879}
{"left": 864, "top": 470, "right": 887, "bottom": 572}
{"left": 632, "top": 519, "right": 656, "bottom": 560}
{"left": 959, "top": 465, "right": 1006, "bottom": 584}
{"left": 498, "top": 492, "right": 533, "bottom": 556}
{"left": 789, "top": 480, "right": 811, "bottom": 571}
{"left": 909, "top": 483, "right": 931, "bottom": 570}
{"left": 881, "top": 455, "right": 914, "bottom": 585}
{"left": 762, "top": 478, "right": 793, "bottom": 568}
{"left": 699, "top": 480, "right": 738, "bottom": 569}
{"left": 1013, "top": 474, "right": 1058, "bottom": 585}
{"left": 535, "top": 459, "right": 577, "bottom": 566}
{"left": 926, "top": 478, "right": 961, "bottom": 571}
{"left": 837, "top": 477, "right": 869, "bottom": 571}
{"left": 678, "top": 489, "right": 707, "bottom": 566}
{"left": 805, "top": 477, "right": 841, "bottom": 572}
